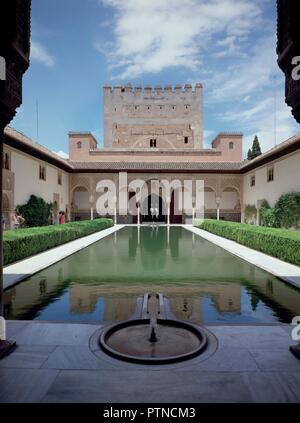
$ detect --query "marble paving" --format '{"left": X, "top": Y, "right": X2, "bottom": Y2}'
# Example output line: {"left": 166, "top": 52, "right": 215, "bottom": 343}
{"left": 0, "top": 321, "right": 299, "bottom": 403}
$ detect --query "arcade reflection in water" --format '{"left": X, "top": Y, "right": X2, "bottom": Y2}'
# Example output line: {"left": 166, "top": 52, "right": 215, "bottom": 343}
{"left": 4, "top": 227, "right": 300, "bottom": 324}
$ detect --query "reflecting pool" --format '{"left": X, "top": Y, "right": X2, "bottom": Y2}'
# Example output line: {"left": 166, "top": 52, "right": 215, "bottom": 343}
{"left": 4, "top": 226, "right": 300, "bottom": 324}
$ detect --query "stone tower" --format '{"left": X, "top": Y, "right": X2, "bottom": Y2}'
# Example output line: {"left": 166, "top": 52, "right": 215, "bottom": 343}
{"left": 103, "top": 83, "right": 203, "bottom": 149}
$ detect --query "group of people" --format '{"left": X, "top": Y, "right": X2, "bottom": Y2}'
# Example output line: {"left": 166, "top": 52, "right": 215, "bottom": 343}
{"left": 2, "top": 210, "right": 67, "bottom": 230}
{"left": 150, "top": 207, "right": 160, "bottom": 219}
{"left": 58, "top": 211, "right": 65, "bottom": 225}
{"left": 2, "top": 212, "right": 25, "bottom": 231}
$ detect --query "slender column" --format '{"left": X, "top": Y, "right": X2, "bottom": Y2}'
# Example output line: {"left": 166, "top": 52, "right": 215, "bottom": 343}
{"left": 137, "top": 205, "right": 140, "bottom": 226}
{"left": 89, "top": 195, "right": 94, "bottom": 221}
{"left": 167, "top": 204, "right": 170, "bottom": 226}
{"left": 216, "top": 197, "right": 221, "bottom": 221}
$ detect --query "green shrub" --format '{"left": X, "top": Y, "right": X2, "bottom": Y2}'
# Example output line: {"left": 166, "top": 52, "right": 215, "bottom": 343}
{"left": 3, "top": 218, "right": 113, "bottom": 265}
{"left": 259, "top": 193, "right": 300, "bottom": 229}
{"left": 259, "top": 200, "right": 277, "bottom": 228}
{"left": 274, "top": 192, "right": 300, "bottom": 229}
{"left": 196, "top": 219, "right": 300, "bottom": 266}
{"left": 17, "top": 195, "right": 53, "bottom": 227}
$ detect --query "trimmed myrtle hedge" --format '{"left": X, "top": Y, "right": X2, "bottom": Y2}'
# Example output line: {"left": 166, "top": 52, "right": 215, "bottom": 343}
{"left": 3, "top": 218, "right": 113, "bottom": 266}
{"left": 197, "top": 219, "right": 300, "bottom": 266}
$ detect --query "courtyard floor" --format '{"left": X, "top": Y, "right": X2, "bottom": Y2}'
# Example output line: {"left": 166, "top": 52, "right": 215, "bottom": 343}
{"left": 1, "top": 320, "right": 300, "bottom": 403}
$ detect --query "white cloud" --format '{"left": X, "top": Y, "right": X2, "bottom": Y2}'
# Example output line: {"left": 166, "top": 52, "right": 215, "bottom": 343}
{"left": 97, "top": 0, "right": 299, "bottom": 153}
{"left": 99, "top": 0, "right": 262, "bottom": 79}
{"left": 31, "top": 40, "right": 55, "bottom": 68}
{"left": 220, "top": 93, "right": 299, "bottom": 154}
{"left": 210, "top": 35, "right": 278, "bottom": 102}
{"left": 54, "top": 150, "right": 69, "bottom": 159}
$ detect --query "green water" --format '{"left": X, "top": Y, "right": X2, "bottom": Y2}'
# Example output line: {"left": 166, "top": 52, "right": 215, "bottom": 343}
{"left": 4, "top": 226, "right": 300, "bottom": 324}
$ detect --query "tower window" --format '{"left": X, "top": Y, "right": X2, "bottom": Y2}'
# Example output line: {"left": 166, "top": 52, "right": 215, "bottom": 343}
{"left": 184, "top": 137, "right": 189, "bottom": 144}
{"left": 229, "top": 142, "right": 234, "bottom": 150}
{"left": 150, "top": 139, "right": 157, "bottom": 148}
{"left": 250, "top": 175, "right": 255, "bottom": 187}
{"left": 77, "top": 141, "right": 82, "bottom": 149}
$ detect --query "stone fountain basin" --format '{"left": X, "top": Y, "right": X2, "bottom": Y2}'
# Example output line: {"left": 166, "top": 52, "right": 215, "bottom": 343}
{"left": 99, "top": 318, "right": 208, "bottom": 365}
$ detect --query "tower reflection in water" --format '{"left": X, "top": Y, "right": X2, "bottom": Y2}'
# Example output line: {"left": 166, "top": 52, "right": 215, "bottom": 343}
{"left": 3, "top": 227, "right": 300, "bottom": 324}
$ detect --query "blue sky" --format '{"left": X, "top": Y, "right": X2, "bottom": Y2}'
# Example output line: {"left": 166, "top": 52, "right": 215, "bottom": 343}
{"left": 11, "top": 0, "right": 299, "bottom": 158}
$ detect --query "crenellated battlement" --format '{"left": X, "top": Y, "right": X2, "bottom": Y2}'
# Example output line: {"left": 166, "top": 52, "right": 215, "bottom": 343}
{"left": 103, "top": 82, "right": 203, "bottom": 148}
{"left": 103, "top": 83, "right": 202, "bottom": 95}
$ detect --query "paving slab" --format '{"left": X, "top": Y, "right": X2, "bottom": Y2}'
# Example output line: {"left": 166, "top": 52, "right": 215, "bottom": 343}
{"left": 210, "top": 326, "right": 292, "bottom": 349}
{"left": 0, "top": 345, "right": 55, "bottom": 369}
{"left": 8, "top": 322, "right": 100, "bottom": 346}
{"left": 249, "top": 348, "right": 300, "bottom": 372}
{"left": 6, "top": 321, "right": 29, "bottom": 338}
{"left": 194, "top": 347, "right": 260, "bottom": 372}
{"left": 42, "top": 369, "right": 253, "bottom": 403}
{"left": 42, "top": 346, "right": 119, "bottom": 370}
{"left": 242, "top": 372, "right": 300, "bottom": 403}
{"left": 0, "top": 368, "right": 59, "bottom": 403}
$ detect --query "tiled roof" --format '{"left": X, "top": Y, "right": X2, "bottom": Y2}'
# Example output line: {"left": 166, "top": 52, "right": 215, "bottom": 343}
{"left": 241, "top": 133, "right": 300, "bottom": 172}
{"left": 4, "top": 127, "right": 73, "bottom": 171}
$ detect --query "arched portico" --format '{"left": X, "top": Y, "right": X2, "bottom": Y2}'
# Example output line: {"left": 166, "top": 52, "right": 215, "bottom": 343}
{"left": 219, "top": 186, "right": 241, "bottom": 222}
{"left": 71, "top": 185, "right": 90, "bottom": 221}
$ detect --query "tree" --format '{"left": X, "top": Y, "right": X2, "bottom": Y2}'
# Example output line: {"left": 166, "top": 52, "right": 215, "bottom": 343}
{"left": 247, "top": 149, "right": 253, "bottom": 160}
{"left": 252, "top": 135, "right": 262, "bottom": 158}
{"left": 247, "top": 136, "right": 262, "bottom": 160}
{"left": 17, "top": 195, "right": 53, "bottom": 227}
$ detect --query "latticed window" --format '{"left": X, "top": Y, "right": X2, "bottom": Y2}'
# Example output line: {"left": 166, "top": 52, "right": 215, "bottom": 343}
{"left": 77, "top": 141, "right": 82, "bottom": 149}
{"left": 58, "top": 171, "right": 62, "bottom": 186}
{"left": 39, "top": 165, "right": 46, "bottom": 181}
{"left": 267, "top": 167, "right": 274, "bottom": 182}
{"left": 4, "top": 152, "right": 10, "bottom": 170}
{"left": 229, "top": 142, "right": 234, "bottom": 150}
